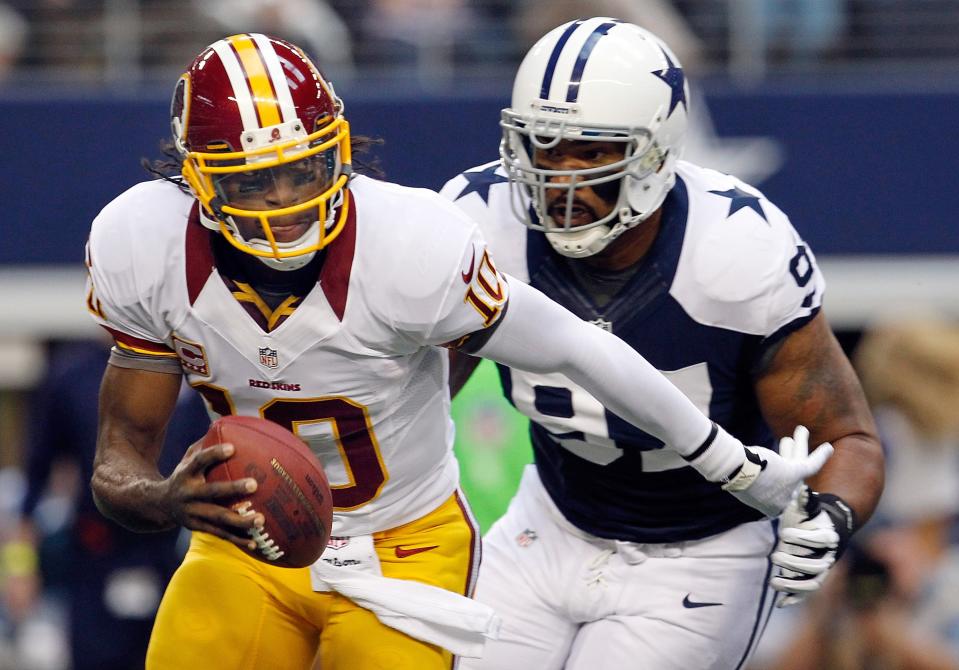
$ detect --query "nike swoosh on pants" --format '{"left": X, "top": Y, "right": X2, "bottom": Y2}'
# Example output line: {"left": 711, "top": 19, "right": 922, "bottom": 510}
{"left": 394, "top": 545, "right": 440, "bottom": 558}
{"left": 682, "top": 594, "right": 723, "bottom": 608}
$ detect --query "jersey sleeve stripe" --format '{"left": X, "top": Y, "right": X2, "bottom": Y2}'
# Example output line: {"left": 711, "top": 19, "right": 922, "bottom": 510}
{"left": 102, "top": 326, "right": 177, "bottom": 357}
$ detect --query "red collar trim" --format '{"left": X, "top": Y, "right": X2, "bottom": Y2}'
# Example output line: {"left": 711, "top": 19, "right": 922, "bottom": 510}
{"left": 185, "top": 193, "right": 356, "bottom": 318}
{"left": 185, "top": 203, "right": 215, "bottom": 306}
{"left": 319, "top": 190, "right": 356, "bottom": 322}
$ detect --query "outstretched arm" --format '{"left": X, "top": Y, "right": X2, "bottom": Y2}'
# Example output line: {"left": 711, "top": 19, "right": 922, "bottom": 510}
{"left": 93, "top": 363, "right": 261, "bottom": 548}
{"left": 474, "top": 278, "right": 831, "bottom": 516}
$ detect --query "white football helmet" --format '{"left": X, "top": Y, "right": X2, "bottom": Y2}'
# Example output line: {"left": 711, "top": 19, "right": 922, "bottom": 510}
{"left": 500, "top": 18, "right": 690, "bottom": 258}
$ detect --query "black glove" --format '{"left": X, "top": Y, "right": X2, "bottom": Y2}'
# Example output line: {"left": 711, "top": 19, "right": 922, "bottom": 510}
{"left": 770, "top": 486, "right": 856, "bottom": 607}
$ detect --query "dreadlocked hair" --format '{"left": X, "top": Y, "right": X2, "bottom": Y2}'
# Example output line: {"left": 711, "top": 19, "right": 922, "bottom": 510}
{"left": 141, "top": 139, "right": 190, "bottom": 192}
{"left": 349, "top": 135, "right": 386, "bottom": 179}
{"left": 140, "top": 134, "right": 387, "bottom": 190}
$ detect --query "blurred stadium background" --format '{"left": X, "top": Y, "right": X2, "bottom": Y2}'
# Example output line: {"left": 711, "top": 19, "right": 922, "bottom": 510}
{"left": 1, "top": 1, "right": 958, "bottom": 668}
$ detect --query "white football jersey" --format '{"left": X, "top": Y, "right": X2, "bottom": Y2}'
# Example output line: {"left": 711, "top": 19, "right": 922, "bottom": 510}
{"left": 86, "top": 176, "right": 509, "bottom": 536}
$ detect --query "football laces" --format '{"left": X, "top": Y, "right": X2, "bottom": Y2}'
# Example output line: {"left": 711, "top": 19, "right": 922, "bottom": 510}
{"left": 236, "top": 501, "right": 286, "bottom": 561}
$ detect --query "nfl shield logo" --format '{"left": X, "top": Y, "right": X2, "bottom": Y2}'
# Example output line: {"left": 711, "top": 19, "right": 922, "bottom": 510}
{"left": 258, "top": 347, "right": 279, "bottom": 369}
{"left": 516, "top": 529, "right": 538, "bottom": 548}
{"left": 327, "top": 537, "right": 350, "bottom": 551}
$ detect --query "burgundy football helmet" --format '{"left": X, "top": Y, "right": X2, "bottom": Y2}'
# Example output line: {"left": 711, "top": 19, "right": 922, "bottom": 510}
{"left": 171, "top": 33, "right": 352, "bottom": 270}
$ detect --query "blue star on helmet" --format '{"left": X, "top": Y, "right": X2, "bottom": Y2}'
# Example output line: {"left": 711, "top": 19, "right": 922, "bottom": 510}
{"left": 651, "top": 49, "right": 687, "bottom": 117}
{"left": 708, "top": 186, "right": 768, "bottom": 222}
{"left": 455, "top": 164, "right": 508, "bottom": 204}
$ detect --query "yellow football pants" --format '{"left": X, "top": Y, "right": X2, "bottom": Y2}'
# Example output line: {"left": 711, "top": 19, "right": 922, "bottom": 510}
{"left": 146, "top": 492, "right": 479, "bottom": 670}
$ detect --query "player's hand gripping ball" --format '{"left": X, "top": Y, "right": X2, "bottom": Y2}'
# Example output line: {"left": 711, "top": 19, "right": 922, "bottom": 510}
{"left": 203, "top": 416, "right": 333, "bottom": 568}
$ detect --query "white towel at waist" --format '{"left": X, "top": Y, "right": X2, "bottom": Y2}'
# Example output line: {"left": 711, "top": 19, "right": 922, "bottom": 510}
{"left": 310, "top": 560, "right": 500, "bottom": 658}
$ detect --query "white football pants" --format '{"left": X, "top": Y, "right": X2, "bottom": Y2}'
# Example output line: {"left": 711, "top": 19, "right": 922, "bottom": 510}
{"left": 462, "top": 466, "right": 778, "bottom": 670}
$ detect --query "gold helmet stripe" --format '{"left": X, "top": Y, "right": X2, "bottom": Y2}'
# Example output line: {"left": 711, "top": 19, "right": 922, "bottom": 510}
{"left": 229, "top": 34, "right": 281, "bottom": 128}
{"left": 251, "top": 33, "right": 298, "bottom": 124}
{"left": 210, "top": 37, "right": 259, "bottom": 130}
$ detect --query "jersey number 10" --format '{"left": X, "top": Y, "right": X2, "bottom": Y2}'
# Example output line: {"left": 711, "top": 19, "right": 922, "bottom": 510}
{"left": 192, "top": 383, "right": 388, "bottom": 511}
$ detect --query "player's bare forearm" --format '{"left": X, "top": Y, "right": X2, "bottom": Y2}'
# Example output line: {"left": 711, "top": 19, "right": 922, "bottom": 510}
{"left": 94, "top": 363, "right": 265, "bottom": 544}
{"left": 755, "top": 312, "right": 884, "bottom": 524}
{"left": 91, "top": 454, "right": 176, "bottom": 532}
{"left": 92, "top": 363, "right": 181, "bottom": 532}
{"left": 805, "top": 433, "right": 882, "bottom": 524}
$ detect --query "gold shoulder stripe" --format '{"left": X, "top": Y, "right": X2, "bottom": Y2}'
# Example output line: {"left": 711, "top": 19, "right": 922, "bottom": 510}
{"left": 114, "top": 340, "right": 180, "bottom": 358}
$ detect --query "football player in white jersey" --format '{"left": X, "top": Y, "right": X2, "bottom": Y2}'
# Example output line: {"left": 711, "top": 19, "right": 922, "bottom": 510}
{"left": 86, "top": 33, "right": 833, "bottom": 670}
{"left": 441, "top": 19, "right": 884, "bottom": 670}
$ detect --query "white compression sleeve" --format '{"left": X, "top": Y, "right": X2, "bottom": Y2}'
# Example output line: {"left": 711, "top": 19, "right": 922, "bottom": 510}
{"left": 476, "top": 278, "right": 746, "bottom": 480}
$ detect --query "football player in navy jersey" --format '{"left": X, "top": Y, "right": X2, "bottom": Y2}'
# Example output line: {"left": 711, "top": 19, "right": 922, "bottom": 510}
{"left": 441, "top": 18, "right": 884, "bottom": 670}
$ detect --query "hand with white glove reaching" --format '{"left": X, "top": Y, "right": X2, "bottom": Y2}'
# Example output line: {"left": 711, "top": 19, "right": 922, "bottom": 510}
{"left": 686, "top": 423, "right": 835, "bottom": 518}
{"left": 769, "top": 426, "right": 856, "bottom": 607}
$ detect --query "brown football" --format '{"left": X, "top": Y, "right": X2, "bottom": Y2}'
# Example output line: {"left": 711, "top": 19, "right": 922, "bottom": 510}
{"left": 203, "top": 415, "right": 332, "bottom": 568}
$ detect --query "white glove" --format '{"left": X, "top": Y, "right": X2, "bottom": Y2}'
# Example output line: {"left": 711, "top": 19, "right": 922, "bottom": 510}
{"left": 768, "top": 429, "right": 856, "bottom": 607}
{"left": 721, "top": 425, "right": 834, "bottom": 517}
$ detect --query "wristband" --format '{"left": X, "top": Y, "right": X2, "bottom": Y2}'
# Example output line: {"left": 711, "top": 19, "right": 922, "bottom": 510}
{"left": 810, "top": 492, "right": 857, "bottom": 558}
{"left": 721, "top": 448, "right": 766, "bottom": 492}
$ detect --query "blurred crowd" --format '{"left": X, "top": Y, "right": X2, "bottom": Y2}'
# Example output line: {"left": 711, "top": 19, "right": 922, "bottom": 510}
{"left": 0, "top": 339, "right": 209, "bottom": 670}
{"left": 1, "top": 0, "right": 959, "bottom": 86}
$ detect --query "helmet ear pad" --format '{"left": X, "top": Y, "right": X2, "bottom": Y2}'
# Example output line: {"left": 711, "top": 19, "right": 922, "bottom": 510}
{"left": 623, "top": 150, "right": 678, "bottom": 221}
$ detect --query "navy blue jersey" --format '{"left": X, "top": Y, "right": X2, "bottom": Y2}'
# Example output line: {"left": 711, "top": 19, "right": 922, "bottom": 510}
{"left": 441, "top": 160, "right": 824, "bottom": 542}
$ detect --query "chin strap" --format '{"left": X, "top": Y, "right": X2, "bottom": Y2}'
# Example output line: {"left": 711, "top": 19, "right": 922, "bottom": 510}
{"left": 546, "top": 225, "right": 612, "bottom": 258}
{"left": 546, "top": 207, "right": 645, "bottom": 258}
{"left": 209, "top": 196, "right": 227, "bottom": 221}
